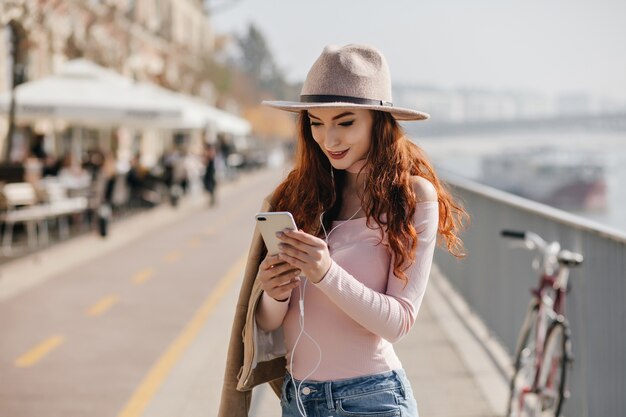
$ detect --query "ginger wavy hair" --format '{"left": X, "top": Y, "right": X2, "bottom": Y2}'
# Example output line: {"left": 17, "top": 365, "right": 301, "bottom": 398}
{"left": 272, "top": 110, "right": 468, "bottom": 284}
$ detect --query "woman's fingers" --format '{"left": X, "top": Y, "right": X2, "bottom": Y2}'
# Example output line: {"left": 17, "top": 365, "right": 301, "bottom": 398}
{"left": 276, "top": 230, "right": 327, "bottom": 266}
{"left": 270, "top": 266, "right": 301, "bottom": 284}
{"left": 260, "top": 256, "right": 298, "bottom": 276}
{"left": 277, "top": 243, "right": 308, "bottom": 263}
{"left": 267, "top": 277, "right": 300, "bottom": 301}
{"left": 274, "top": 229, "right": 332, "bottom": 284}
{"left": 276, "top": 229, "right": 324, "bottom": 250}
{"left": 260, "top": 254, "right": 284, "bottom": 270}
{"left": 258, "top": 255, "right": 301, "bottom": 289}
{"left": 261, "top": 220, "right": 332, "bottom": 286}
{"left": 277, "top": 252, "right": 303, "bottom": 268}
{"left": 279, "top": 277, "right": 301, "bottom": 292}
{"left": 276, "top": 275, "right": 301, "bottom": 289}
{"left": 267, "top": 261, "right": 300, "bottom": 278}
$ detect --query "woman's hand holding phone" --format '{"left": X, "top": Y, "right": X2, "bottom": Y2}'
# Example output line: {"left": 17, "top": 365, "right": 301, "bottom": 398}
{"left": 257, "top": 254, "right": 301, "bottom": 302}
{"left": 255, "top": 211, "right": 327, "bottom": 298}
{"left": 275, "top": 229, "right": 332, "bottom": 284}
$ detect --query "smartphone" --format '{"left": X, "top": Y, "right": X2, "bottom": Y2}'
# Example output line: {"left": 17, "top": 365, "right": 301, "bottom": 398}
{"left": 255, "top": 211, "right": 298, "bottom": 255}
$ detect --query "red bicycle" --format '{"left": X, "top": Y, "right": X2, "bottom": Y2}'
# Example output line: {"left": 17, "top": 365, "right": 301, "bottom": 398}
{"left": 502, "top": 230, "right": 583, "bottom": 417}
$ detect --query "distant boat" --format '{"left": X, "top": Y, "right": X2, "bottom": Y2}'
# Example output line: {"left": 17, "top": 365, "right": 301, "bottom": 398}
{"left": 481, "top": 147, "right": 607, "bottom": 210}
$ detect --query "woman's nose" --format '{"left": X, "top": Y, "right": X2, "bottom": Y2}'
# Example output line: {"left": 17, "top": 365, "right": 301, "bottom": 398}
{"left": 324, "top": 128, "right": 340, "bottom": 148}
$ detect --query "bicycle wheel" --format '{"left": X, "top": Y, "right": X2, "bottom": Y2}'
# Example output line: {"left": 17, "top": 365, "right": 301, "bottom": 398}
{"left": 536, "top": 321, "right": 569, "bottom": 417}
{"left": 508, "top": 304, "right": 540, "bottom": 417}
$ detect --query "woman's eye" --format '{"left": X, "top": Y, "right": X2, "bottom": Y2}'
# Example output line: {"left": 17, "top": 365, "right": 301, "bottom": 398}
{"left": 339, "top": 121, "right": 354, "bottom": 127}
{"left": 310, "top": 122, "right": 322, "bottom": 127}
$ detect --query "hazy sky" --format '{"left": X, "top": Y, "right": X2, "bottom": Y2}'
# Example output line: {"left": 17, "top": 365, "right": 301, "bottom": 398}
{"left": 211, "top": 0, "right": 626, "bottom": 101}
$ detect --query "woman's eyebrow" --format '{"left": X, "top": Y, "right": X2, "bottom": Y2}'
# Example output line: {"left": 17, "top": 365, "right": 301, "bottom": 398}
{"left": 333, "top": 112, "right": 355, "bottom": 120}
{"left": 308, "top": 111, "right": 355, "bottom": 121}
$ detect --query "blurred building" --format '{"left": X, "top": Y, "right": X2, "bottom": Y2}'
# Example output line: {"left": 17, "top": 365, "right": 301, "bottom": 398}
{"left": 393, "top": 85, "right": 555, "bottom": 122}
{"left": 394, "top": 85, "right": 626, "bottom": 123}
{"left": 0, "top": 0, "right": 215, "bottom": 98}
{"left": 0, "top": 0, "right": 218, "bottom": 162}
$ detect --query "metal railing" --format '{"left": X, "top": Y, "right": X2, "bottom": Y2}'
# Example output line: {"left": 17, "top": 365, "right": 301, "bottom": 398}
{"left": 435, "top": 174, "right": 626, "bottom": 417}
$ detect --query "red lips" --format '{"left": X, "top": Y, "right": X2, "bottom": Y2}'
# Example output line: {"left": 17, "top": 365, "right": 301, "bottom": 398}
{"left": 328, "top": 149, "right": 349, "bottom": 159}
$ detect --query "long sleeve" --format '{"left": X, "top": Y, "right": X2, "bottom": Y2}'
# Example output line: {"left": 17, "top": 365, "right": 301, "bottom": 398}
{"left": 314, "top": 201, "right": 438, "bottom": 342}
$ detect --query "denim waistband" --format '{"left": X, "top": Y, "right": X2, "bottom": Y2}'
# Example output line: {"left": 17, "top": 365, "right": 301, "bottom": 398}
{"left": 283, "top": 369, "right": 409, "bottom": 408}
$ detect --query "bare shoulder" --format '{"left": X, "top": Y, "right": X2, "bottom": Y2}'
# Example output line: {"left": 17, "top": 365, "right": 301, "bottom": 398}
{"left": 410, "top": 176, "right": 438, "bottom": 203}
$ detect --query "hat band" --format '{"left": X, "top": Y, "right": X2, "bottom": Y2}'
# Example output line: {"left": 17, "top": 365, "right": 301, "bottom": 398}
{"left": 300, "top": 94, "right": 393, "bottom": 107}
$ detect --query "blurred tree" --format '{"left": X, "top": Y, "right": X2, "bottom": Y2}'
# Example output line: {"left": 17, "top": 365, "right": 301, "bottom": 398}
{"left": 201, "top": 55, "right": 233, "bottom": 96}
{"left": 202, "top": 23, "right": 300, "bottom": 140}
{"left": 236, "top": 24, "right": 274, "bottom": 82}
{"left": 243, "top": 105, "right": 296, "bottom": 140}
{"left": 234, "top": 24, "right": 298, "bottom": 102}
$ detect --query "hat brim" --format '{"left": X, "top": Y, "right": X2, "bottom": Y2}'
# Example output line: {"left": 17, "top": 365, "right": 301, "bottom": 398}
{"left": 262, "top": 100, "right": 429, "bottom": 121}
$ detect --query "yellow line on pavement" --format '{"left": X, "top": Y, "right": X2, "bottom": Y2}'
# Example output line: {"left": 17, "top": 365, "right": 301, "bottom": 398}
{"left": 164, "top": 251, "right": 182, "bottom": 264}
{"left": 116, "top": 254, "right": 247, "bottom": 417}
{"left": 15, "top": 335, "right": 65, "bottom": 368}
{"left": 132, "top": 268, "right": 156, "bottom": 285}
{"left": 87, "top": 294, "right": 120, "bottom": 317}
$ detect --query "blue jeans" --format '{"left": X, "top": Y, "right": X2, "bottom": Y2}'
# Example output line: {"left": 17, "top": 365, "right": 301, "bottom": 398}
{"left": 281, "top": 369, "right": 419, "bottom": 417}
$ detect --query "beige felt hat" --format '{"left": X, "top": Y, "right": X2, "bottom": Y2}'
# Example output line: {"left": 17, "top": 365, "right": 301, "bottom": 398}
{"left": 263, "top": 44, "right": 429, "bottom": 121}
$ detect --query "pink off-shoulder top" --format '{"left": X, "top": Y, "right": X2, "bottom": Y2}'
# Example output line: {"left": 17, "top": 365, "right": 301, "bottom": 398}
{"left": 258, "top": 201, "right": 439, "bottom": 381}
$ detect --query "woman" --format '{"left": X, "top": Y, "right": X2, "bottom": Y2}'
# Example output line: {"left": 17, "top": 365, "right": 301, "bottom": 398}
{"left": 218, "top": 44, "right": 467, "bottom": 417}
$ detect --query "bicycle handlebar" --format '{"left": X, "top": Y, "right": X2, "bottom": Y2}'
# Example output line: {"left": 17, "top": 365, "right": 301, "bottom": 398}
{"left": 501, "top": 229, "right": 548, "bottom": 250}
{"left": 501, "top": 229, "right": 526, "bottom": 239}
{"left": 500, "top": 229, "right": 583, "bottom": 269}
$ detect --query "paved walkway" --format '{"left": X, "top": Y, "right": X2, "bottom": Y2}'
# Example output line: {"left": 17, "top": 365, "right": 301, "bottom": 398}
{"left": 1, "top": 166, "right": 508, "bottom": 417}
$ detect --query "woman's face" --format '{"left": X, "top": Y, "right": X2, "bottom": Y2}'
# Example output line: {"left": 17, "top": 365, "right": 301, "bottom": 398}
{"left": 308, "top": 108, "right": 373, "bottom": 173}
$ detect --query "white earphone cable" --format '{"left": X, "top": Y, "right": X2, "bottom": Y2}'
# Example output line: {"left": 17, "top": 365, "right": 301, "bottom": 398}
{"left": 289, "top": 167, "right": 364, "bottom": 416}
{"left": 289, "top": 207, "right": 362, "bottom": 417}
{"left": 289, "top": 278, "right": 322, "bottom": 416}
